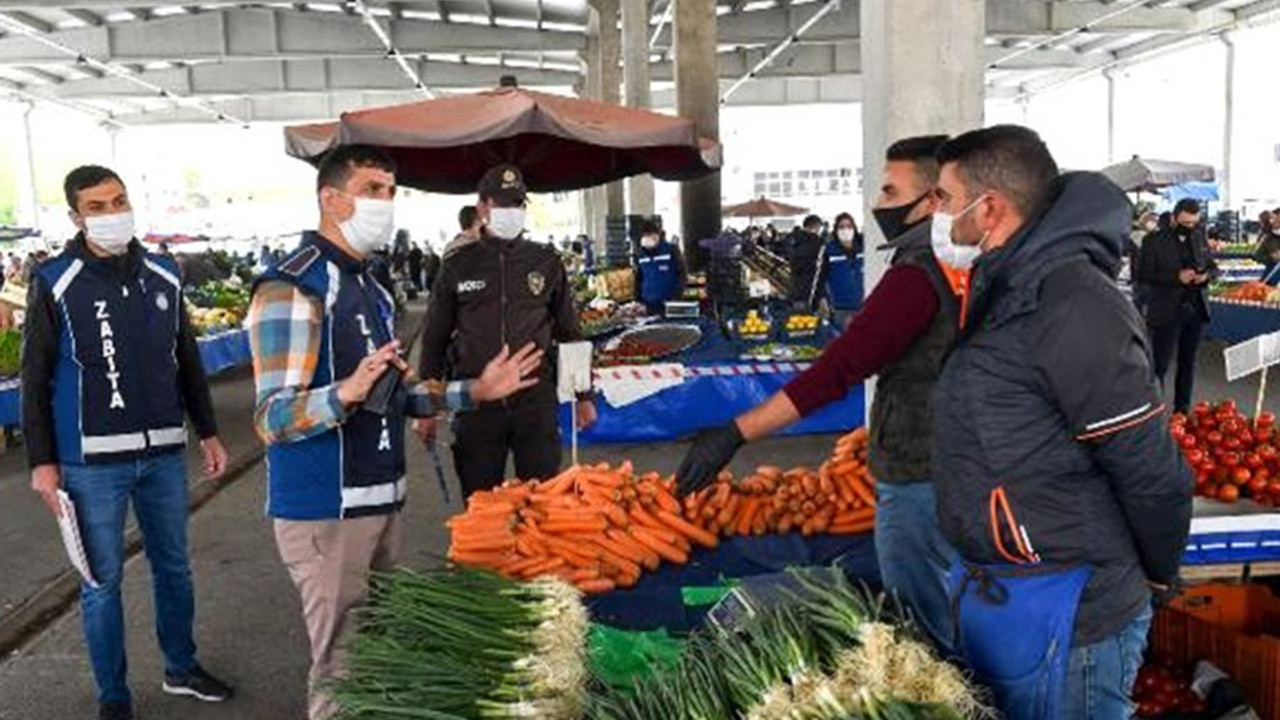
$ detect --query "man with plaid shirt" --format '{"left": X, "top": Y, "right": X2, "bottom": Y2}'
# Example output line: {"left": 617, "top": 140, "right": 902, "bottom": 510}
{"left": 247, "top": 145, "right": 542, "bottom": 720}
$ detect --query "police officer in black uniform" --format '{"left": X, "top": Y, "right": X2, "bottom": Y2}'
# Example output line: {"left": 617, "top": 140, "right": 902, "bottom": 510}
{"left": 417, "top": 164, "right": 597, "bottom": 495}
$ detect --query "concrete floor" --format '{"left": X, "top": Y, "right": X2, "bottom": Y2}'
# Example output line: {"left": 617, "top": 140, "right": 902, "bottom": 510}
{"left": 0, "top": 295, "right": 1271, "bottom": 719}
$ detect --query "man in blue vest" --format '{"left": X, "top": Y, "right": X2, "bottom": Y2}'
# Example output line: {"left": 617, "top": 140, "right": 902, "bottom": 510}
{"left": 24, "top": 165, "right": 233, "bottom": 720}
{"left": 809, "top": 211, "right": 865, "bottom": 328}
{"left": 248, "top": 145, "right": 544, "bottom": 720}
{"left": 634, "top": 220, "right": 687, "bottom": 314}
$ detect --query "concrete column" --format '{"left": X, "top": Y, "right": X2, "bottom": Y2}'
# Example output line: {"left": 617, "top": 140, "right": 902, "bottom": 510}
{"left": 622, "top": 0, "right": 655, "bottom": 217}
{"left": 16, "top": 103, "right": 39, "bottom": 229}
{"left": 674, "top": 0, "right": 720, "bottom": 264}
{"left": 1221, "top": 33, "right": 1236, "bottom": 209}
{"left": 592, "top": 0, "right": 625, "bottom": 222}
{"left": 860, "top": 0, "right": 983, "bottom": 411}
{"left": 1105, "top": 69, "right": 1118, "bottom": 165}
{"left": 581, "top": 8, "right": 608, "bottom": 251}
{"left": 860, "top": 0, "right": 984, "bottom": 292}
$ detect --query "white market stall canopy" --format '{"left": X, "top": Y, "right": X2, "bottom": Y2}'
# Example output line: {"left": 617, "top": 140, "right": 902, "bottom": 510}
{"left": 1101, "top": 156, "right": 1216, "bottom": 193}
{"left": 0, "top": 0, "right": 1277, "bottom": 125}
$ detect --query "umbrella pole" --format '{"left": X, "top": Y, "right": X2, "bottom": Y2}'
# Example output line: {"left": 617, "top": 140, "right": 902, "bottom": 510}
{"left": 571, "top": 401, "right": 579, "bottom": 467}
{"left": 1257, "top": 366, "right": 1269, "bottom": 423}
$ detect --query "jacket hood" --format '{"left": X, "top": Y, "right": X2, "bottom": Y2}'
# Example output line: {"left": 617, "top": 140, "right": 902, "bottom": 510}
{"left": 975, "top": 172, "right": 1130, "bottom": 298}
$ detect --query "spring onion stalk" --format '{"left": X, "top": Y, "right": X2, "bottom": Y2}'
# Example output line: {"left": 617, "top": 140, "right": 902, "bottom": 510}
{"left": 334, "top": 567, "right": 588, "bottom": 720}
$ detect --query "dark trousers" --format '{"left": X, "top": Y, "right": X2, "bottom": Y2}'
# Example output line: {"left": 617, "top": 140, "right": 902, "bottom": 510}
{"left": 1149, "top": 304, "right": 1205, "bottom": 414}
{"left": 451, "top": 384, "right": 561, "bottom": 497}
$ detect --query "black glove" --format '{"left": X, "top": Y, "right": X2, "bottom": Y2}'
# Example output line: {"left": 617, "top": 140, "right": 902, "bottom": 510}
{"left": 676, "top": 422, "right": 745, "bottom": 497}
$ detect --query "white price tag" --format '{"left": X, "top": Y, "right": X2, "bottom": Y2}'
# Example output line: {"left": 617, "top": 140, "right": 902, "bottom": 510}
{"left": 1224, "top": 331, "right": 1280, "bottom": 382}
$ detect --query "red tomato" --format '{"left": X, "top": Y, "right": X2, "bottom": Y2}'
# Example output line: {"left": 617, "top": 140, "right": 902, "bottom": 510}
{"left": 1171, "top": 412, "right": 1188, "bottom": 425}
{"left": 1185, "top": 448, "right": 1206, "bottom": 465}
{"left": 1260, "top": 444, "right": 1277, "bottom": 459}
{"left": 1221, "top": 399, "right": 1238, "bottom": 413}
{"left": 1241, "top": 430, "right": 1255, "bottom": 446}
{"left": 1207, "top": 431, "right": 1224, "bottom": 445}
{"left": 1201, "top": 460, "right": 1217, "bottom": 474}
{"left": 1258, "top": 411, "right": 1276, "bottom": 427}
{"left": 1222, "top": 419, "right": 1242, "bottom": 435}
{"left": 1234, "top": 467, "right": 1253, "bottom": 485}
{"left": 1269, "top": 481, "right": 1280, "bottom": 497}
{"left": 1195, "top": 401, "right": 1212, "bottom": 416}
{"left": 1246, "top": 453, "right": 1263, "bottom": 469}
{"left": 1249, "top": 476, "right": 1268, "bottom": 497}
{"left": 1220, "top": 484, "right": 1241, "bottom": 502}
{"left": 1224, "top": 437, "right": 1244, "bottom": 452}
{"left": 1202, "top": 483, "right": 1219, "bottom": 499}
{"left": 1179, "top": 435, "right": 1198, "bottom": 450}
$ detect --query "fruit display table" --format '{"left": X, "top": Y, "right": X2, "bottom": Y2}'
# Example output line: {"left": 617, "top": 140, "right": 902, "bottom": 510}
{"left": 1184, "top": 498, "right": 1280, "bottom": 566}
{"left": 0, "top": 329, "right": 252, "bottom": 427}
{"left": 1206, "top": 298, "right": 1280, "bottom": 344}
{"left": 559, "top": 317, "right": 862, "bottom": 444}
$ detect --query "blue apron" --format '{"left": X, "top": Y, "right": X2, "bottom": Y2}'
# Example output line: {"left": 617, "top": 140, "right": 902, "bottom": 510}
{"left": 949, "top": 561, "right": 1093, "bottom": 720}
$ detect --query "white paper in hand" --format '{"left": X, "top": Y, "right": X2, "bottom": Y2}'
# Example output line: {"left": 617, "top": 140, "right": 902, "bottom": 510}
{"left": 557, "top": 341, "right": 594, "bottom": 403}
{"left": 56, "top": 490, "right": 98, "bottom": 588}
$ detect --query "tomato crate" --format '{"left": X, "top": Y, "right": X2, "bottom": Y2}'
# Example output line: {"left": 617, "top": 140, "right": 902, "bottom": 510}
{"left": 1151, "top": 582, "right": 1280, "bottom": 719}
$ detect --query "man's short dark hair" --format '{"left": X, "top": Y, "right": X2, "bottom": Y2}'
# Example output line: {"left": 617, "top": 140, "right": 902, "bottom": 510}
{"left": 316, "top": 144, "right": 397, "bottom": 193}
{"left": 64, "top": 165, "right": 124, "bottom": 211}
{"left": 458, "top": 205, "right": 479, "bottom": 231}
{"left": 1173, "top": 199, "right": 1201, "bottom": 217}
{"left": 802, "top": 214, "right": 823, "bottom": 231}
{"left": 936, "top": 125, "right": 1059, "bottom": 218}
{"left": 886, "top": 135, "right": 949, "bottom": 185}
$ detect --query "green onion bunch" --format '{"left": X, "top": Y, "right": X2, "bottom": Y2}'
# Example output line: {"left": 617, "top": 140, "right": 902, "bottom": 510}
{"left": 334, "top": 567, "right": 589, "bottom": 720}
{"left": 587, "top": 568, "right": 989, "bottom": 720}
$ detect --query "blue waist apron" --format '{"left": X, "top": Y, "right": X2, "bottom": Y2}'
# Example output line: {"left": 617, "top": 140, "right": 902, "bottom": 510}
{"left": 948, "top": 561, "right": 1093, "bottom": 720}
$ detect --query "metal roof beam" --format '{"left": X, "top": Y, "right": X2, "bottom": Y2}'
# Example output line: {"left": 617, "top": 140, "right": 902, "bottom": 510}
{"left": 45, "top": 56, "right": 579, "bottom": 98}
{"left": 0, "top": 6, "right": 585, "bottom": 67}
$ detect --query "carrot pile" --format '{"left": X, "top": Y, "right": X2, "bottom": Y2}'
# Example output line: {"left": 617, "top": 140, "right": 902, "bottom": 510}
{"left": 681, "top": 426, "right": 876, "bottom": 537}
{"left": 446, "top": 426, "right": 876, "bottom": 595}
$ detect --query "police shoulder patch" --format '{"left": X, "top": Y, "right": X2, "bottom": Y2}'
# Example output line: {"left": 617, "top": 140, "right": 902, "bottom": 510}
{"left": 278, "top": 245, "right": 321, "bottom": 278}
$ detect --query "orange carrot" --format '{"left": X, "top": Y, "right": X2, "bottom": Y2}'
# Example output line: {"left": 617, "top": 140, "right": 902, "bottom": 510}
{"left": 656, "top": 509, "right": 720, "bottom": 548}
{"left": 734, "top": 497, "right": 763, "bottom": 536}
{"left": 447, "top": 548, "right": 510, "bottom": 566}
{"left": 829, "top": 519, "right": 875, "bottom": 535}
{"left": 629, "top": 526, "right": 689, "bottom": 564}
{"left": 845, "top": 473, "right": 877, "bottom": 508}
{"left": 653, "top": 487, "right": 682, "bottom": 515}
{"left": 576, "top": 578, "right": 617, "bottom": 594}
{"left": 519, "top": 556, "right": 567, "bottom": 578}
{"left": 605, "top": 529, "right": 661, "bottom": 571}
{"left": 716, "top": 494, "right": 741, "bottom": 529}
{"left": 540, "top": 518, "right": 609, "bottom": 535}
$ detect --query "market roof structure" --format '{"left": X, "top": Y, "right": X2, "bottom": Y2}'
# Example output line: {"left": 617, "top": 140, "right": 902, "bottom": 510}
{"left": 0, "top": 0, "right": 1276, "bottom": 126}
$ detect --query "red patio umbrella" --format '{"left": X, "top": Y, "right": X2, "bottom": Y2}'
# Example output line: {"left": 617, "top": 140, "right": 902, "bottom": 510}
{"left": 284, "top": 85, "right": 722, "bottom": 194}
{"left": 723, "top": 197, "right": 810, "bottom": 219}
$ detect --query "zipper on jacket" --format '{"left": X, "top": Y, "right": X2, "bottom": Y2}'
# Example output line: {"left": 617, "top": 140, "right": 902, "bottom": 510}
{"left": 499, "top": 243, "right": 509, "bottom": 409}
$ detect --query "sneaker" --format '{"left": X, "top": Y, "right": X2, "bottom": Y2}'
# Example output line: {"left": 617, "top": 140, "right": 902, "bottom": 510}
{"left": 98, "top": 702, "right": 134, "bottom": 720}
{"left": 162, "top": 664, "right": 233, "bottom": 702}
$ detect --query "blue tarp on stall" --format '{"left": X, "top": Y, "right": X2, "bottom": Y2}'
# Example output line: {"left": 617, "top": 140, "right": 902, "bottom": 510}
{"left": 587, "top": 533, "right": 879, "bottom": 632}
{"left": 1206, "top": 300, "right": 1280, "bottom": 344}
{"left": 561, "top": 317, "right": 862, "bottom": 444}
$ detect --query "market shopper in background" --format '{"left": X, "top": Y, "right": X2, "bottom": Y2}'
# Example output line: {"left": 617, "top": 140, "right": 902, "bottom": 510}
{"left": 248, "top": 146, "right": 545, "bottom": 720}
{"left": 634, "top": 220, "right": 688, "bottom": 314}
{"left": 929, "top": 125, "right": 1193, "bottom": 720}
{"left": 25, "top": 165, "right": 233, "bottom": 720}
{"left": 1254, "top": 209, "right": 1280, "bottom": 284}
{"left": 809, "top": 212, "right": 864, "bottom": 328}
{"left": 1136, "top": 198, "right": 1218, "bottom": 415}
{"left": 786, "top": 214, "right": 825, "bottom": 309}
{"left": 417, "top": 164, "right": 597, "bottom": 496}
{"left": 443, "top": 204, "right": 483, "bottom": 258}
{"left": 676, "top": 135, "right": 963, "bottom": 652}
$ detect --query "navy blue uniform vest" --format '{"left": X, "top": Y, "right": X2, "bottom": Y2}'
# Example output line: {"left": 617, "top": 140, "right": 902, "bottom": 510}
{"left": 823, "top": 239, "right": 864, "bottom": 311}
{"left": 637, "top": 241, "right": 679, "bottom": 306}
{"left": 37, "top": 248, "right": 187, "bottom": 465}
{"left": 258, "top": 234, "right": 406, "bottom": 520}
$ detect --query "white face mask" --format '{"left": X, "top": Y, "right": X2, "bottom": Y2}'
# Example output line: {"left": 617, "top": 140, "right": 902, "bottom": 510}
{"left": 487, "top": 207, "right": 526, "bottom": 240}
{"left": 84, "top": 211, "right": 136, "bottom": 256}
{"left": 641, "top": 235, "right": 660, "bottom": 249}
{"left": 931, "top": 196, "right": 986, "bottom": 271}
{"left": 836, "top": 228, "right": 856, "bottom": 245}
{"left": 338, "top": 197, "right": 395, "bottom": 256}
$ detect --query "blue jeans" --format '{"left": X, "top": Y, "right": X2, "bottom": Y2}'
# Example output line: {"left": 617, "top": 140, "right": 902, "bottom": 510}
{"left": 1061, "top": 604, "right": 1152, "bottom": 720}
{"left": 875, "top": 480, "right": 960, "bottom": 654}
{"left": 62, "top": 452, "right": 197, "bottom": 705}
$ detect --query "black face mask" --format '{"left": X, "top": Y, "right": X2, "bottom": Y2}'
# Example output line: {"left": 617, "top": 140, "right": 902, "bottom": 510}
{"left": 872, "top": 193, "right": 928, "bottom": 241}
